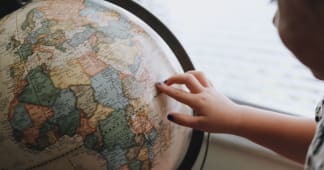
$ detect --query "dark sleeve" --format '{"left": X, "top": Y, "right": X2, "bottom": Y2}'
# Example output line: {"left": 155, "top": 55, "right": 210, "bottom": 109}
{"left": 315, "top": 99, "right": 324, "bottom": 123}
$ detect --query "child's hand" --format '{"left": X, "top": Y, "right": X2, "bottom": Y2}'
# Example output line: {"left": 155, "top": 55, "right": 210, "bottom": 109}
{"left": 156, "top": 71, "right": 242, "bottom": 133}
{"left": 156, "top": 71, "right": 316, "bottom": 163}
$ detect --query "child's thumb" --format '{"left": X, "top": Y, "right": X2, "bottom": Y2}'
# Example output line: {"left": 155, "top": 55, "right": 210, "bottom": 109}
{"left": 167, "top": 113, "right": 201, "bottom": 129}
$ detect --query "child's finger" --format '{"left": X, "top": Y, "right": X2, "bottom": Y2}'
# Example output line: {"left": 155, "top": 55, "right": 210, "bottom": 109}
{"left": 186, "top": 71, "right": 210, "bottom": 87}
{"left": 156, "top": 83, "right": 196, "bottom": 106}
{"left": 164, "top": 74, "right": 204, "bottom": 93}
{"left": 167, "top": 113, "right": 202, "bottom": 130}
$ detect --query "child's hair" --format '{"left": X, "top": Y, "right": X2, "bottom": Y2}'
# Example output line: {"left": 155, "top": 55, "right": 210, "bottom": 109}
{"left": 307, "top": 0, "right": 324, "bottom": 21}
{"left": 271, "top": 0, "right": 324, "bottom": 21}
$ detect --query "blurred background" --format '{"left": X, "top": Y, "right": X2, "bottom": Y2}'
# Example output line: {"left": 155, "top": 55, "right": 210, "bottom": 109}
{"left": 135, "top": 0, "right": 324, "bottom": 117}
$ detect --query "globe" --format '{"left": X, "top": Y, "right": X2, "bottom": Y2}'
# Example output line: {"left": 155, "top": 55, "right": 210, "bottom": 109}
{"left": 0, "top": 0, "right": 203, "bottom": 170}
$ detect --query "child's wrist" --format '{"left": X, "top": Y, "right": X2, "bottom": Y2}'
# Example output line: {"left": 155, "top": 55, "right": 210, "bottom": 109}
{"left": 229, "top": 104, "right": 246, "bottom": 135}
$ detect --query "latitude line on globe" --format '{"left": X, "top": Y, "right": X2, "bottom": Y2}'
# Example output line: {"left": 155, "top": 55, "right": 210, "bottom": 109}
{"left": 24, "top": 144, "right": 83, "bottom": 170}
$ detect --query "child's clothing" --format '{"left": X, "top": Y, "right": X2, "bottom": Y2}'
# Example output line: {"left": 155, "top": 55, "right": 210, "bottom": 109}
{"left": 306, "top": 98, "right": 324, "bottom": 169}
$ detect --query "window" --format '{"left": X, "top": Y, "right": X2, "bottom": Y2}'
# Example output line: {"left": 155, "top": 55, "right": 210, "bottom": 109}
{"left": 136, "top": 0, "right": 324, "bottom": 117}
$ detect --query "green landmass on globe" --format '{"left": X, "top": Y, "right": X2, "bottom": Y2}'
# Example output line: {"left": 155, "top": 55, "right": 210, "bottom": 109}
{"left": 0, "top": 0, "right": 192, "bottom": 169}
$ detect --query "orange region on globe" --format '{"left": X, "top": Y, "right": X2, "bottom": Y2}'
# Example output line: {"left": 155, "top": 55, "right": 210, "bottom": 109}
{"left": 77, "top": 117, "right": 96, "bottom": 139}
{"left": 24, "top": 103, "right": 54, "bottom": 128}
{"left": 119, "top": 72, "right": 131, "bottom": 80}
{"left": 32, "top": 45, "right": 54, "bottom": 60}
{"left": 22, "top": 127, "right": 39, "bottom": 145}
{"left": 77, "top": 52, "right": 108, "bottom": 76}
{"left": 129, "top": 114, "right": 153, "bottom": 134}
{"left": 13, "top": 80, "right": 28, "bottom": 96}
{"left": 38, "top": 0, "right": 89, "bottom": 27}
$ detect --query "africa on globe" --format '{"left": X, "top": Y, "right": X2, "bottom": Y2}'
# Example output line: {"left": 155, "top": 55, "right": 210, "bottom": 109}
{"left": 0, "top": 0, "right": 193, "bottom": 169}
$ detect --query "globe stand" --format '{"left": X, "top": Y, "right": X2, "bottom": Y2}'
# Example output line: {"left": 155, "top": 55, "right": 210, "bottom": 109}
{"left": 106, "top": 1, "right": 204, "bottom": 169}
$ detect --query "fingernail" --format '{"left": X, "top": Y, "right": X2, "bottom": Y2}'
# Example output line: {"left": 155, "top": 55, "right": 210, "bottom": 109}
{"left": 167, "top": 114, "right": 174, "bottom": 122}
{"left": 163, "top": 79, "right": 168, "bottom": 84}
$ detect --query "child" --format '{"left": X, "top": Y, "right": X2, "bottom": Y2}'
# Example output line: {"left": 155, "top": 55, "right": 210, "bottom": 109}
{"left": 156, "top": 1, "right": 324, "bottom": 169}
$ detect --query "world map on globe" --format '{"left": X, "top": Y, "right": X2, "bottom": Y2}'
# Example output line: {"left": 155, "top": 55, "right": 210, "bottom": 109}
{"left": 0, "top": 0, "right": 194, "bottom": 169}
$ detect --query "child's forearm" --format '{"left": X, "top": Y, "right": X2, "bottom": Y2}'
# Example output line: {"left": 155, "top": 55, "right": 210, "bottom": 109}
{"left": 234, "top": 105, "right": 316, "bottom": 164}
{"left": 156, "top": 71, "right": 316, "bottom": 164}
